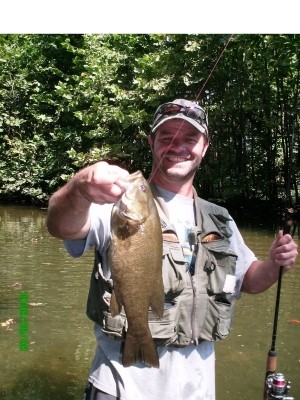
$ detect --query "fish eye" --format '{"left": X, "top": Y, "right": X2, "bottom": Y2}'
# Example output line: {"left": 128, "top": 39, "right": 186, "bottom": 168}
{"left": 140, "top": 184, "right": 147, "bottom": 192}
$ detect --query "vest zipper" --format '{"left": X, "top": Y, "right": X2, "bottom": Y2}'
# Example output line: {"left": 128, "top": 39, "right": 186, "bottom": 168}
{"left": 187, "top": 265, "right": 198, "bottom": 344}
{"left": 188, "top": 231, "right": 200, "bottom": 345}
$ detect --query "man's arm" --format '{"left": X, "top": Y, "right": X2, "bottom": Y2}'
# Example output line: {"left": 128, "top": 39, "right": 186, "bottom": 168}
{"left": 242, "top": 230, "right": 298, "bottom": 294}
{"left": 47, "top": 161, "right": 129, "bottom": 240}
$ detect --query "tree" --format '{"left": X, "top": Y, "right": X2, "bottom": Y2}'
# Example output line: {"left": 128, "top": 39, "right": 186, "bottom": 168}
{"left": 0, "top": 34, "right": 299, "bottom": 207}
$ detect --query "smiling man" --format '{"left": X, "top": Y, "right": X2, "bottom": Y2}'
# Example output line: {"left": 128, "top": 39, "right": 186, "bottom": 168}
{"left": 47, "top": 98, "right": 298, "bottom": 400}
{"left": 148, "top": 99, "right": 209, "bottom": 196}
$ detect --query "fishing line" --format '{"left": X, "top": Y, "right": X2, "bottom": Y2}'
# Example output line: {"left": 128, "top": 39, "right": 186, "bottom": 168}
{"left": 149, "top": 34, "right": 235, "bottom": 184}
{"left": 194, "top": 34, "right": 234, "bottom": 102}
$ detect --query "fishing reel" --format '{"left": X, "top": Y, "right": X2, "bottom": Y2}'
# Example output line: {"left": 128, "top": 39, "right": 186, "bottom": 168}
{"left": 265, "top": 372, "right": 294, "bottom": 400}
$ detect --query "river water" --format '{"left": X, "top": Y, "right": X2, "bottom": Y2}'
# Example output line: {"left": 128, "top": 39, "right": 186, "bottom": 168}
{"left": 0, "top": 204, "right": 299, "bottom": 400}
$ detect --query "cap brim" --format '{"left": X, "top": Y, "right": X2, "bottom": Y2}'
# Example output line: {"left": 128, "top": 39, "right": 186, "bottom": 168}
{"left": 152, "top": 114, "right": 207, "bottom": 135}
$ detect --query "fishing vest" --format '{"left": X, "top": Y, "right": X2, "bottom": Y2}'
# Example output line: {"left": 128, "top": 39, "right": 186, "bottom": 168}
{"left": 86, "top": 184, "right": 238, "bottom": 346}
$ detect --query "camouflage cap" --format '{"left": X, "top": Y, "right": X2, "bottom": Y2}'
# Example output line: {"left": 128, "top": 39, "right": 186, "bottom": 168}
{"left": 151, "top": 99, "right": 208, "bottom": 137}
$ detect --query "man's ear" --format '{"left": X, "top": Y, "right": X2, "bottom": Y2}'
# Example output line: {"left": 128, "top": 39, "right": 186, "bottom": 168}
{"left": 202, "top": 140, "right": 209, "bottom": 158}
{"left": 148, "top": 135, "right": 153, "bottom": 149}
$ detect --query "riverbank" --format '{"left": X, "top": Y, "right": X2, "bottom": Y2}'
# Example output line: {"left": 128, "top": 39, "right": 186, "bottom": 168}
{"left": 1, "top": 194, "right": 299, "bottom": 224}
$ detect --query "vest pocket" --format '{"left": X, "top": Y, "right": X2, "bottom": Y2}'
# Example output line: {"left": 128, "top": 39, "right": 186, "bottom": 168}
{"left": 207, "top": 296, "right": 234, "bottom": 340}
{"left": 193, "top": 239, "right": 237, "bottom": 341}
{"left": 102, "top": 309, "right": 127, "bottom": 339}
{"left": 101, "top": 302, "right": 179, "bottom": 345}
{"left": 162, "top": 242, "right": 189, "bottom": 294}
{"left": 148, "top": 302, "right": 178, "bottom": 345}
{"left": 193, "top": 292, "right": 234, "bottom": 341}
{"left": 202, "top": 239, "right": 237, "bottom": 296}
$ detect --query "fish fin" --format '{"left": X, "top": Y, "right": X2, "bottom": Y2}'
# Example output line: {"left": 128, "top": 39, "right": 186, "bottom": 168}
{"left": 110, "top": 290, "right": 122, "bottom": 317}
{"left": 122, "top": 332, "right": 159, "bottom": 368}
{"left": 150, "top": 289, "right": 164, "bottom": 319}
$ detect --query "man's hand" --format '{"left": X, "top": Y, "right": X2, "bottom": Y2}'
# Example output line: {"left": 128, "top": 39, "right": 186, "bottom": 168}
{"left": 47, "top": 161, "right": 130, "bottom": 240}
{"left": 269, "top": 230, "right": 298, "bottom": 271}
{"left": 76, "top": 161, "right": 129, "bottom": 204}
{"left": 242, "top": 231, "right": 298, "bottom": 294}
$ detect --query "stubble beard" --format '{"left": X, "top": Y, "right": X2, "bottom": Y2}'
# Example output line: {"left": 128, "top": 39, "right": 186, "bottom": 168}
{"left": 152, "top": 154, "right": 202, "bottom": 183}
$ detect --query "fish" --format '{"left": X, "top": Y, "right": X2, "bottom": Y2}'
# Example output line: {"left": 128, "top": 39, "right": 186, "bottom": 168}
{"left": 109, "top": 170, "right": 164, "bottom": 368}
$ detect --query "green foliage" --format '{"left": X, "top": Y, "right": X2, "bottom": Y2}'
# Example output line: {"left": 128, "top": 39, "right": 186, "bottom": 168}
{"left": 0, "top": 34, "right": 299, "bottom": 205}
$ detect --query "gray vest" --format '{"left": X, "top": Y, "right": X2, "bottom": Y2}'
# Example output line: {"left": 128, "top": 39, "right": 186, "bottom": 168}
{"left": 86, "top": 184, "right": 237, "bottom": 346}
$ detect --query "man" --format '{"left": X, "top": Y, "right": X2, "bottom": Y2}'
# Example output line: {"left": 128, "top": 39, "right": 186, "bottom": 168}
{"left": 47, "top": 99, "right": 298, "bottom": 400}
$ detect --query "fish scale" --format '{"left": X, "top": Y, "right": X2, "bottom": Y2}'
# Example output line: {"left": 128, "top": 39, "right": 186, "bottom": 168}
{"left": 109, "top": 170, "right": 164, "bottom": 368}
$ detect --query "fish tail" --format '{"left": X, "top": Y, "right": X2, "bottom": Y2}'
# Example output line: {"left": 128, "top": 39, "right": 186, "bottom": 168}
{"left": 122, "top": 332, "right": 159, "bottom": 368}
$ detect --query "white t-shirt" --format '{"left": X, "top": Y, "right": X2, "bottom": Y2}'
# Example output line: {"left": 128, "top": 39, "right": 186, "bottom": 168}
{"left": 65, "top": 191, "right": 256, "bottom": 400}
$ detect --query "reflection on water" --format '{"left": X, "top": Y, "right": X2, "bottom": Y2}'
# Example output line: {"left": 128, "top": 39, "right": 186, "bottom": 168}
{"left": 0, "top": 205, "right": 299, "bottom": 399}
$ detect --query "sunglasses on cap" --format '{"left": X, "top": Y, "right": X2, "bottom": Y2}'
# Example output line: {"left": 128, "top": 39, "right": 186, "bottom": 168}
{"left": 152, "top": 102, "right": 208, "bottom": 130}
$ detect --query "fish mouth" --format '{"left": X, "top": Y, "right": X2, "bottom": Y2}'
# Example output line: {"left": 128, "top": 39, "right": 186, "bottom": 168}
{"left": 119, "top": 202, "right": 146, "bottom": 224}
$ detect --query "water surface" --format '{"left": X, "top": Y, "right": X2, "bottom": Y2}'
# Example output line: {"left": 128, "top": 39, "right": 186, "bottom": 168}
{"left": 0, "top": 205, "right": 299, "bottom": 399}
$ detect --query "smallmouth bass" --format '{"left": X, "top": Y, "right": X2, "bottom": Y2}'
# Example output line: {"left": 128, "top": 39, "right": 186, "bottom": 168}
{"left": 109, "top": 171, "right": 164, "bottom": 368}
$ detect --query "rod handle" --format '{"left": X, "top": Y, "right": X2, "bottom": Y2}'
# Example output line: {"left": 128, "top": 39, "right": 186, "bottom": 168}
{"left": 264, "top": 350, "right": 277, "bottom": 400}
{"left": 265, "top": 349, "right": 277, "bottom": 375}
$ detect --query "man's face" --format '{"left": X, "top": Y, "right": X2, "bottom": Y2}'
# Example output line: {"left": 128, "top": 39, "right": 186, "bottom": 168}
{"left": 148, "top": 119, "right": 209, "bottom": 184}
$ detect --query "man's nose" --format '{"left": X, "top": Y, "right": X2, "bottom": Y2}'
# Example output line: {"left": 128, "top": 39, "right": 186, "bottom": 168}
{"left": 167, "top": 136, "right": 181, "bottom": 149}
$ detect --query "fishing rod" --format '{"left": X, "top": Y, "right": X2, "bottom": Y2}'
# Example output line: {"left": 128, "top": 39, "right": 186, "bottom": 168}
{"left": 263, "top": 109, "right": 296, "bottom": 400}
{"left": 263, "top": 260, "right": 294, "bottom": 399}
{"left": 263, "top": 259, "right": 294, "bottom": 400}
